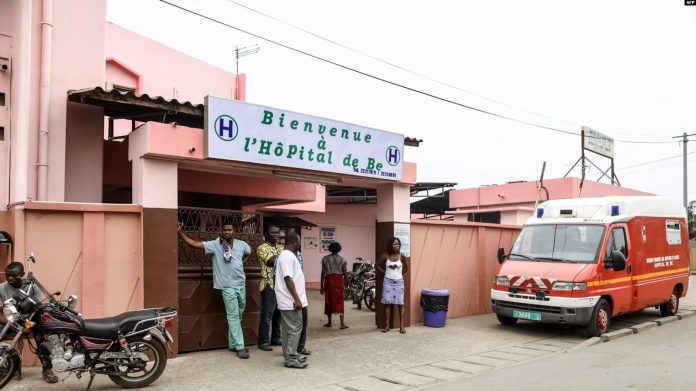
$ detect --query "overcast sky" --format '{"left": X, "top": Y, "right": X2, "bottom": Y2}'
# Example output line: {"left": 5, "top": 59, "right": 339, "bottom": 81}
{"left": 107, "top": 0, "right": 696, "bottom": 199}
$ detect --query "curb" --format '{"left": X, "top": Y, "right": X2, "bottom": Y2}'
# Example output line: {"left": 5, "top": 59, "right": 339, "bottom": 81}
{"left": 566, "top": 337, "right": 602, "bottom": 352}
{"left": 677, "top": 311, "right": 696, "bottom": 320}
{"left": 630, "top": 321, "right": 657, "bottom": 334}
{"left": 600, "top": 328, "right": 632, "bottom": 342}
{"left": 655, "top": 316, "right": 679, "bottom": 326}
{"left": 571, "top": 310, "right": 696, "bottom": 351}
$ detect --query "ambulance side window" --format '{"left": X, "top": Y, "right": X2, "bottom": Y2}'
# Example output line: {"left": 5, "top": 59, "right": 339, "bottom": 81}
{"left": 606, "top": 228, "right": 628, "bottom": 259}
{"left": 666, "top": 220, "right": 681, "bottom": 245}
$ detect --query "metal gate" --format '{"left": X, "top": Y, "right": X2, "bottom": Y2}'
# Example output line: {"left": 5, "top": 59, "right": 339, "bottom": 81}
{"left": 177, "top": 207, "right": 264, "bottom": 352}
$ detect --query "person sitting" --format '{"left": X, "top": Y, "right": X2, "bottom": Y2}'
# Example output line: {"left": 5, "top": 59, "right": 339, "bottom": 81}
{"left": 0, "top": 262, "right": 58, "bottom": 383}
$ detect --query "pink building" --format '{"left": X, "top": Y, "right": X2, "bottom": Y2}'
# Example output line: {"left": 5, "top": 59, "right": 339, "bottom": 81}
{"left": 0, "top": 0, "right": 420, "bottom": 354}
{"left": 0, "top": 1, "right": 656, "bottom": 362}
{"left": 448, "top": 177, "right": 652, "bottom": 225}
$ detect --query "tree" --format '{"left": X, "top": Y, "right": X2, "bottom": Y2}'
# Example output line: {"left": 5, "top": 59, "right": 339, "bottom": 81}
{"left": 688, "top": 200, "right": 696, "bottom": 240}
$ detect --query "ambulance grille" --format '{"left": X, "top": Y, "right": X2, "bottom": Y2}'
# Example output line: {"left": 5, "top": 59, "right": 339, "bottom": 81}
{"left": 507, "top": 294, "right": 550, "bottom": 302}
{"left": 497, "top": 301, "right": 562, "bottom": 314}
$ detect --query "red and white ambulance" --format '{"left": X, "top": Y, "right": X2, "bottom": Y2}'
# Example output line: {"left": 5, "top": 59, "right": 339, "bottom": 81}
{"left": 491, "top": 196, "right": 690, "bottom": 337}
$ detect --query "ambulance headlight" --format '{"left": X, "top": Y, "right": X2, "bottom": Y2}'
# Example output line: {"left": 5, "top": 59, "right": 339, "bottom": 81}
{"left": 495, "top": 276, "right": 510, "bottom": 286}
{"left": 552, "top": 281, "right": 587, "bottom": 291}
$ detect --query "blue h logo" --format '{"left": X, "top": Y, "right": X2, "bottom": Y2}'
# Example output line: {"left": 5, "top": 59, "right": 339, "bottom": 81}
{"left": 214, "top": 115, "right": 238, "bottom": 141}
{"left": 386, "top": 146, "right": 400, "bottom": 166}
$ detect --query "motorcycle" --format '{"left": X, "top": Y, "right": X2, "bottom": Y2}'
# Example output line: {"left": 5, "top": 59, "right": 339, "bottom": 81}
{"left": 346, "top": 258, "right": 376, "bottom": 311}
{"left": 0, "top": 254, "right": 177, "bottom": 390}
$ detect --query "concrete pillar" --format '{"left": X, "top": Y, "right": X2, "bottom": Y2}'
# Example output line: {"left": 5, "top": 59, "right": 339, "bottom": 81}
{"left": 82, "top": 212, "right": 105, "bottom": 317}
{"left": 375, "top": 183, "right": 411, "bottom": 329}
{"left": 130, "top": 132, "right": 179, "bottom": 354}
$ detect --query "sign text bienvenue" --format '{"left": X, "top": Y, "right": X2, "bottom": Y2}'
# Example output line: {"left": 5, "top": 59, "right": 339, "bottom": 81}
{"left": 204, "top": 97, "right": 404, "bottom": 180}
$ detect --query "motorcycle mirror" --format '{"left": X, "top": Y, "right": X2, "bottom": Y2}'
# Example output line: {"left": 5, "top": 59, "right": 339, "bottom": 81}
{"left": 52, "top": 291, "right": 62, "bottom": 297}
{"left": 27, "top": 252, "right": 36, "bottom": 263}
{"left": 68, "top": 294, "right": 78, "bottom": 310}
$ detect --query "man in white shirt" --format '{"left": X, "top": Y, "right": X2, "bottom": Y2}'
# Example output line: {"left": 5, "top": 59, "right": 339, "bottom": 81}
{"left": 274, "top": 232, "right": 308, "bottom": 369}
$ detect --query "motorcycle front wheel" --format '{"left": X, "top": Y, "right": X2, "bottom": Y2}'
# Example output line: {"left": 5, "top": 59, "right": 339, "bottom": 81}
{"left": 108, "top": 336, "right": 168, "bottom": 389}
{"left": 0, "top": 352, "right": 19, "bottom": 390}
{"left": 364, "top": 287, "right": 376, "bottom": 311}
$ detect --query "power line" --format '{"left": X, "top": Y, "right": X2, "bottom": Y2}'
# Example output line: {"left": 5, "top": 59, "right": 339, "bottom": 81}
{"left": 227, "top": 0, "right": 586, "bottom": 129}
{"left": 227, "top": 0, "right": 676, "bottom": 143}
{"left": 160, "top": 0, "right": 677, "bottom": 145}
{"left": 616, "top": 151, "right": 696, "bottom": 171}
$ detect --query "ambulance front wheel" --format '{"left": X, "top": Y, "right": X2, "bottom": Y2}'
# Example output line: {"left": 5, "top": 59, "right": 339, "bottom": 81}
{"left": 496, "top": 314, "right": 518, "bottom": 326}
{"left": 659, "top": 288, "right": 679, "bottom": 317}
{"left": 585, "top": 298, "right": 611, "bottom": 337}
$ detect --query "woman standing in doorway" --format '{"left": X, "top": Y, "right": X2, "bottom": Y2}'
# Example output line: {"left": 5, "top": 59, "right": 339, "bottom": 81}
{"left": 376, "top": 237, "right": 409, "bottom": 334}
{"left": 320, "top": 242, "right": 349, "bottom": 329}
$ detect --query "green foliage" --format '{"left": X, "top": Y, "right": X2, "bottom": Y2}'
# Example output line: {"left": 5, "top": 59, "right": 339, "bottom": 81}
{"left": 688, "top": 200, "right": 696, "bottom": 240}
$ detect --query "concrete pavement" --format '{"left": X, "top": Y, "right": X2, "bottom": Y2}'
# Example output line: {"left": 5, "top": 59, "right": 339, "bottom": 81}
{"left": 11, "top": 276, "right": 696, "bottom": 390}
{"left": 423, "top": 313, "right": 696, "bottom": 391}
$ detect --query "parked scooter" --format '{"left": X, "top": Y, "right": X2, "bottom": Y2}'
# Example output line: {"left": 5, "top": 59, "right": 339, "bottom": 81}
{"left": 0, "top": 253, "right": 177, "bottom": 390}
{"left": 346, "top": 257, "right": 376, "bottom": 311}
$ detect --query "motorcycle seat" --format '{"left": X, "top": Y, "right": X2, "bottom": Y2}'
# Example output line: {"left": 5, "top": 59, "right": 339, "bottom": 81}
{"left": 83, "top": 309, "right": 162, "bottom": 339}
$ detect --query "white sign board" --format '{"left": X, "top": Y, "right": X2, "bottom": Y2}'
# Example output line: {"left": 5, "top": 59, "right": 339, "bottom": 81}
{"left": 394, "top": 223, "right": 411, "bottom": 257}
{"left": 583, "top": 126, "right": 614, "bottom": 158}
{"left": 205, "top": 96, "right": 404, "bottom": 181}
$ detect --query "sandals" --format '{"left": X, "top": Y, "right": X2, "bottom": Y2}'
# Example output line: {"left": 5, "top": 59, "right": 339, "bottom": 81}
{"left": 298, "top": 348, "right": 311, "bottom": 355}
{"left": 42, "top": 369, "right": 59, "bottom": 384}
{"left": 399, "top": 328, "right": 406, "bottom": 334}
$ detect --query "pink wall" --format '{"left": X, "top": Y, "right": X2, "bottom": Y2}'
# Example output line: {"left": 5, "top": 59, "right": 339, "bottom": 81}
{"left": 450, "top": 177, "right": 652, "bottom": 210}
{"left": 409, "top": 220, "right": 520, "bottom": 324}
{"left": 7, "top": 203, "right": 143, "bottom": 315}
{"left": 105, "top": 23, "right": 239, "bottom": 104}
{"left": 0, "top": 32, "right": 11, "bottom": 209}
{"left": 0, "top": 202, "right": 142, "bottom": 366}
{"left": 297, "top": 204, "right": 377, "bottom": 283}
{"left": 65, "top": 102, "right": 105, "bottom": 202}
{"left": 47, "top": 0, "right": 107, "bottom": 201}
{"left": 0, "top": 0, "right": 106, "bottom": 204}
{"left": 261, "top": 184, "right": 326, "bottom": 213}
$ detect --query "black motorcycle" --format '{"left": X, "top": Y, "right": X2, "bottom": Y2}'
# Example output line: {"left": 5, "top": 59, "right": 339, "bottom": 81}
{"left": 346, "top": 258, "right": 376, "bottom": 311}
{"left": 0, "top": 254, "right": 177, "bottom": 390}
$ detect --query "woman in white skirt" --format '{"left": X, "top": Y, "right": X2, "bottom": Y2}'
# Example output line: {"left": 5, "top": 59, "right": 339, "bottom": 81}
{"left": 376, "top": 237, "right": 409, "bottom": 334}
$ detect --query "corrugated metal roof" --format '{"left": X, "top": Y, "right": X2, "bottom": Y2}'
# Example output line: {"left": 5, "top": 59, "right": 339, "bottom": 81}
{"left": 67, "top": 86, "right": 204, "bottom": 128}
{"left": 67, "top": 87, "right": 422, "bottom": 146}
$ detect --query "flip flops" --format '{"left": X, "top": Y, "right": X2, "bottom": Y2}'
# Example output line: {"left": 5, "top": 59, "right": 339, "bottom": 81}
{"left": 42, "top": 369, "right": 58, "bottom": 384}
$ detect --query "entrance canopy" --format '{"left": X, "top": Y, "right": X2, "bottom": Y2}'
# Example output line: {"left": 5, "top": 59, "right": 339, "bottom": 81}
{"left": 67, "top": 87, "right": 423, "bottom": 147}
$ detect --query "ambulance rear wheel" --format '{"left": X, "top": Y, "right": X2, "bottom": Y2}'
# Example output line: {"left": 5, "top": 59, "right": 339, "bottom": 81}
{"left": 659, "top": 288, "right": 679, "bottom": 317}
{"left": 585, "top": 298, "right": 611, "bottom": 337}
{"left": 496, "top": 314, "right": 518, "bottom": 326}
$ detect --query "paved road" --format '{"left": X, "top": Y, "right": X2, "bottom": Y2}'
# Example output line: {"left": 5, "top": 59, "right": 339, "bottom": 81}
{"left": 422, "top": 314, "right": 696, "bottom": 391}
{"left": 10, "top": 276, "right": 696, "bottom": 390}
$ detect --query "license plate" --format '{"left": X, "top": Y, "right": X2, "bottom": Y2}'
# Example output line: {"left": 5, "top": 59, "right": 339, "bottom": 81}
{"left": 512, "top": 310, "right": 542, "bottom": 321}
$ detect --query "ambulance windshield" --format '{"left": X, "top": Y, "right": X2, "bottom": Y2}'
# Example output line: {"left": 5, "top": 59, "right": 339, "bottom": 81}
{"left": 510, "top": 224, "right": 605, "bottom": 263}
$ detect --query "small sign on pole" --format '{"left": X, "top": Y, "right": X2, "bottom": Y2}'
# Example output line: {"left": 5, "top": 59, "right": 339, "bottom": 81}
{"left": 582, "top": 126, "right": 614, "bottom": 158}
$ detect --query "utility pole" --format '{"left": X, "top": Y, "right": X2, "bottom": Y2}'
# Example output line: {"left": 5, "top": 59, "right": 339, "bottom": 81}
{"left": 235, "top": 45, "right": 260, "bottom": 100}
{"left": 672, "top": 132, "right": 696, "bottom": 209}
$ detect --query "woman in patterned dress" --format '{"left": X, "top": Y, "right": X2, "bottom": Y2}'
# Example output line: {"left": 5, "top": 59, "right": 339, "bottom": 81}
{"left": 376, "top": 237, "right": 409, "bottom": 334}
